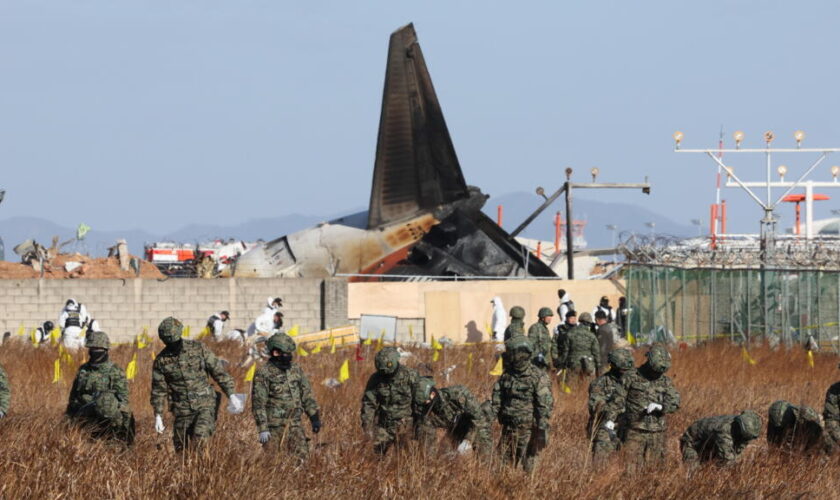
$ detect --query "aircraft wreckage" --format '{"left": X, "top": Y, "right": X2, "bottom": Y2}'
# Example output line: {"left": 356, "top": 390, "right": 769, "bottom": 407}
{"left": 233, "top": 24, "right": 555, "bottom": 280}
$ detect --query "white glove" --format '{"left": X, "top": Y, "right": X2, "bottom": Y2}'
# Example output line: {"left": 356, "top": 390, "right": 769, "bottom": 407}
{"left": 456, "top": 440, "right": 473, "bottom": 455}
{"left": 645, "top": 403, "right": 663, "bottom": 414}
{"left": 154, "top": 414, "right": 165, "bottom": 434}
{"left": 259, "top": 431, "right": 271, "bottom": 444}
{"left": 604, "top": 420, "right": 615, "bottom": 430}
{"left": 494, "top": 343, "right": 505, "bottom": 352}
{"left": 227, "top": 393, "right": 247, "bottom": 414}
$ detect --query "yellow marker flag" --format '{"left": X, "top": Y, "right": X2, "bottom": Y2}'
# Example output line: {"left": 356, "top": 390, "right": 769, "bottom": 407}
{"left": 408, "top": 324, "right": 414, "bottom": 340}
{"left": 560, "top": 369, "right": 572, "bottom": 394}
{"left": 376, "top": 330, "right": 385, "bottom": 351}
{"left": 297, "top": 343, "right": 309, "bottom": 357}
{"left": 50, "top": 328, "right": 61, "bottom": 346}
{"left": 338, "top": 359, "right": 350, "bottom": 383}
{"left": 126, "top": 353, "right": 138, "bottom": 380}
{"left": 807, "top": 350, "right": 815, "bottom": 368}
{"left": 627, "top": 331, "right": 636, "bottom": 345}
{"left": 52, "top": 358, "right": 62, "bottom": 383}
{"left": 489, "top": 357, "right": 503, "bottom": 376}
{"left": 197, "top": 326, "right": 210, "bottom": 340}
{"left": 329, "top": 333, "right": 336, "bottom": 354}
{"left": 137, "top": 334, "right": 147, "bottom": 349}
{"left": 288, "top": 325, "right": 300, "bottom": 337}
{"left": 311, "top": 343, "right": 322, "bottom": 355}
{"left": 30, "top": 329, "right": 38, "bottom": 346}
{"left": 741, "top": 347, "right": 757, "bottom": 366}
{"left": 363, "top": 337, "right": 373, "bottom": 345}
{"left": 467, "top": 353, "right": 473, "bottom": 374}
{"left": 182, "top": 326, "right": 191, "bottom": 338}
{"left": 244, "top": 363, "right": 256, "bottom": 382}
{"left": 16, "top": 323, "right": 25, "bottom": 337}
{"left": 431, "top": 335, "right": 442, "bottom": 362}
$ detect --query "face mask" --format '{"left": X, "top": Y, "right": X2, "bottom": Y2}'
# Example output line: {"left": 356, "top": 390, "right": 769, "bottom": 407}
{"left": 273, "top": 352, "right": 292, "bottom": 368}
{"left": 88, "top": 349, "right": 108, "bottom": 364}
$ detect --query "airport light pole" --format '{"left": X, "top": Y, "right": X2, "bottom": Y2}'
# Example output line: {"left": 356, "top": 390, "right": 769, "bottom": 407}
{"left": 673, "top": 130, "right": 840, "bottom": 259}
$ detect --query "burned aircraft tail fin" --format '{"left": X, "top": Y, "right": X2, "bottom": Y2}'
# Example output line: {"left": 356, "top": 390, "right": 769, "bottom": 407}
{"left": 367, "top": 23, "right": 469, "bottom": 229}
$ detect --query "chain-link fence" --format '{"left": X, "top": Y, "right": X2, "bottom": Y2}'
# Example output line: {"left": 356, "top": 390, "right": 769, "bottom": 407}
{"left": 625, "top": 265, "right": 840, "bottom": 351}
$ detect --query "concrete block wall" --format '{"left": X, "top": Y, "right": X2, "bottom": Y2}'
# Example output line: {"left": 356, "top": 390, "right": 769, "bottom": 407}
{"left": 0, "top": 278, "right": 348, "bottom": 342}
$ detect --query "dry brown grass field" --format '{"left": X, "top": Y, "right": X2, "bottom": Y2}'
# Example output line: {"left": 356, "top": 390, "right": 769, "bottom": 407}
{"left": 0, "top": 337, "right": 837, "bottom": 499}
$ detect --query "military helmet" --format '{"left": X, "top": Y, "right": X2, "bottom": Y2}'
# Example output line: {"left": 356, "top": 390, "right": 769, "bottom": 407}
{"left": 578, "top": 312, "right": 593, "bottom": 323}
{"left": 510, "top": 306, "right": 525, "bottom": 319}
{"left": 158, "top": 316, "right": 184, "bottom": 344}
{"left": 538, "top": 307, "right": 554, "bottom": 318}
{"left": 768, "top": 400, "right": 792, "bottom": 428}
{"left": 608, "top": 348, "right": 634, "bottom": 371}
{"left": 266, "top": 333, "right": 296, "bottom": 354}
{"left": 735, "top": 410, "right": 762, "bottom": 440}
{"left": 414, "top": 377, "right": 436, "bottom": 403}
{"left": 504, "top": 336, "right": 533, "bottom": 354}
{"left": 646, "top": 343, "right": 671, "bottom": 373}
{"left": 85, "top": 331, "right": 110, "bottom": 350}
{"left": 375, "top": 346, "right": 401, "bottom": 375}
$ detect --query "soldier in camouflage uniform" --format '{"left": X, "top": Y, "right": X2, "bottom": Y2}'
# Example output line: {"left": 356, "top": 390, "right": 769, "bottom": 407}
{"left": 587, "top": 348, "right": 635, "bottom": 465}
{"left": 556, "top": 312, "right": 600, "bottom": 377}
{"left": 66, "top": 331, "right": 135, "bottom": 445}
{"left": 361, "top": 346, "right": 421, "bottom": 456}
{"left": 252, "top": 333, "right": 321, "bottom": 461}
{"left": 528, "top": 307, "right": 554, "bottom": 369}
{"left": 680, "top": 410, "right": 762, "bottom": 466}
{"left": 151, "top": 317, "right": 239, "bottom": 452}
{"left": 504, "top": 306, "right": 526, "bottom": 341}
{"left": 491, "top": 337, "right": 554, "bottom": 472}
{"left": 766, "top": 400, "right": 824, "bottom": 454}
{"left": 415, "top": 377, "right": 492, "bottom": 456}
{"left": 0, "top": 362, "right": 9, "bottom": 419}
{"left": 823, "top": 364, "right": 840, "bottom": 453}
{"left": 621, "top": 343, "right": 680, "bottom": 470}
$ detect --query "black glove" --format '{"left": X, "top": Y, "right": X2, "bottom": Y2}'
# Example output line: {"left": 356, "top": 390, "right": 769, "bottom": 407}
{"left": 534, "top": 353, "right": 547, "bottom": 368}
{"left": 309, "top": 412, "right": 321, "bottom": 434}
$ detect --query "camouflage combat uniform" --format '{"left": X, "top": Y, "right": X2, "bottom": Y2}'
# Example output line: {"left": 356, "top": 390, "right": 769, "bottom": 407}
{"left": 504, "top": 319, "right": 526, "bottom": 341}
{"left": 492, "top": 337, "right": 554, "bottom": 472}
{"left": 0, "top": 363, "right": 9, "bottom": 417}
{"left": 767, "top": 400, "right": 824, "bottom": 454}
{"left": 361, "top": 347, "right": 421, "bottom": 455}
{"left": 528, "top": 319, "right": 554, "bottom": 369}
{"left": 680, "top": 411, "right": 762, "bottom": 465}
{"left": 151, "top": 318, "right": 236, "bottom": 452}
{"left": 416, "top": 382, "right": 492, "bottom": 456}
{"left": 252, "top": 344, "right": 320, "bottom": 460}
{"left": 66, "top": 331, "right": 134, "bottom": 444}
{"left": 824, "top": 378, "right": 840, "bottom": 453}
{"left": 587, "top": 349, "right": 635, "bottom": 465}
{"left": 621, "top": 345, "right": 680, "bottom": 469}
{"left": 557, "top": 321, "right": 600, "bottom": 377}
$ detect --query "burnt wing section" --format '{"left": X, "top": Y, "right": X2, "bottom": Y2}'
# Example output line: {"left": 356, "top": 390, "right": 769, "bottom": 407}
{"left": 390, "top": 209, "right": 555, "bottom": 278}
{"left": 367, "top": 23, "right": 469, "bottom": 229}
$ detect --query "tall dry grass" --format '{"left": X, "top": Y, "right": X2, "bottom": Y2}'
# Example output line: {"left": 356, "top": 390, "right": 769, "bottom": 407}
{"left": 0, "top": 338, "right": 837, "bottom": 499}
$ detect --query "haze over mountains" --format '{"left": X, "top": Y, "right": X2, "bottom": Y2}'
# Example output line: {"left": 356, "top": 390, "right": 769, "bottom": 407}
{"left": 0, "top": 192, "right": 696, "bottom": 259}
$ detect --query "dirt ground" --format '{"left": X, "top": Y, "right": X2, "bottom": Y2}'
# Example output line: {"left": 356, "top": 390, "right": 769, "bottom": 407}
{"left": 0, "top": 339, "right": 837, "bottom": 499}
{"left": 0, "top": 253, "right": 164, "bottom": 279}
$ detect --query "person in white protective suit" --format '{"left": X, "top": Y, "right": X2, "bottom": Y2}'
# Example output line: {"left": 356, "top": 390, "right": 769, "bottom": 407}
{"left": 59, "top": 299, "right": 91, "bottom": 350}
{"left": 246, "top": 297, "right": 283, "bottom": 339}
{"left": 490, "top": 297, "right": 507, "bottom": 343}
{"left": 207, "top": 311, "right": 238, "bottom": 342}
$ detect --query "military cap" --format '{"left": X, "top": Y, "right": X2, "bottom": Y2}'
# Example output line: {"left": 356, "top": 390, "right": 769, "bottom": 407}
{"left": 266, "top": 333, "right": 296, "bottom": 354}
{"left": 538, "top": 307, "right": 554, "bottom": 318}
{"left": 608, "top": 348, "right": 634, "bottom": 371}
{"left": 375, "top": 346, "right": 401, "bottom": 375}
{"left": 735, "top": 410, "right": 762, "bottom": 440}
{"left": 510, "top": 306, "right": 525, "bottom": 319}
{"left": 85, "top": 330, "right": 110, "bottom": 350}
{"left": 158, "top": 316, "right": 183, "bottom": 344}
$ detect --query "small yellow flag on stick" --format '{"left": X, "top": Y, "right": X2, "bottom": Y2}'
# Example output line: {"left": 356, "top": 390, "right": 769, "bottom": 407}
{"left": 197, "top": 326, "right": 210, "bottom": 340}
{"left": 408, "top": 324, "right": 414, "bottom": 340}
{"left": 182, "top": 326, "right": 191, "bottom": 338}
{"left": 329, "top": 333, "right": 336, "bottom": 354}
{"left": 16, "top": 323, "right": 25, "bottom": 337}
{"left": 126, "top": 353, "right": 138, "bottom": 380}
{"left": 50, "top": 328, "right": 61, "bottom": 346}
{"left": 375, "top": 330, "right": 385, "bottom": 351}
{"left": 52, "top": 358, "right": 62, "bottom": 383}
{"left": 288, "top": 325, "right": 300, "bottom": 337}
{"left": 297, "top": 343, "right": 309, "bottom": 357}
{"left": 741, "top": 347, "right": 757, "bottom": 366}
{"left": 559, "top": 369, "right": 572, "bottom": 394}
{"left": 311, "top": 343, "right": 322, "bottom": 355}
{"left": 244, "top": 363, "right": 256, "bottom": 383}
{"left": 30, "top": 329, "right": 38, "bottom": 346}
{"left": 431, "top": 335, "right": 443, "bottom": 362}
{"left": 807, "top": 350, "right": 815, "bottom": 368}
{"left": 338, "top": 359, "right": 350, "bottom": 383}
{"left": 489, "top": 357, "right": 503, "bottom": 376}
{"left": 627, "top": 331, "right": 636, "bottom": 346}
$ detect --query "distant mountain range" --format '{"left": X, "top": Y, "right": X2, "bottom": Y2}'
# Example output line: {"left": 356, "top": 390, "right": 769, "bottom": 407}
{"left": 0, "top": 192, "right": 694, "bottom": 260}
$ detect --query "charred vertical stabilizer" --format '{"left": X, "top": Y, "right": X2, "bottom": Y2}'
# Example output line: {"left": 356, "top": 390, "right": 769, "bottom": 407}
{"left": 367, "top": 23, "right": 469, "bottom": 229}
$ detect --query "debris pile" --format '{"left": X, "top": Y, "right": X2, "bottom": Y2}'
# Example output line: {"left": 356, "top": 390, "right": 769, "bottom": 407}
{"left": 0, "top": 252, "right": 164, "bottom": 279}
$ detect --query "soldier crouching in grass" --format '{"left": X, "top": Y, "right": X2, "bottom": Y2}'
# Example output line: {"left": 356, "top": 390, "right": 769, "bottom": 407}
{"left": 252, "top": 333, "right": 321, "bottom": 462}
{"left": 66, "top": 331, "right": 135, "bottom": 445}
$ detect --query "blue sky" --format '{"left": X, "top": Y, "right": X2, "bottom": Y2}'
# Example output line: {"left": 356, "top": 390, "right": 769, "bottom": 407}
{"left": 2, "top": 1, "right": 839, "bottom": 235}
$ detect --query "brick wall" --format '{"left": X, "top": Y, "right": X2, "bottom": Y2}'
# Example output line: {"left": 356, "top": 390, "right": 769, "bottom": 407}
{"left": 0, "top": 278, "right": 348, "bottom": 342}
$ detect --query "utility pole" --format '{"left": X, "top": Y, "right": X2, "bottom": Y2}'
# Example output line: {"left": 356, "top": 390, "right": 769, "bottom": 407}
{"left": 511, "top": 168, "right": 650, "bottom": 279}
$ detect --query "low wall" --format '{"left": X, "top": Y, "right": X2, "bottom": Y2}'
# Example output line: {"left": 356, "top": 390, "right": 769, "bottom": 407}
{"left": 348, "top": 279, "right": 624, "bottom": 343}
{"left": 0, "top": 278, "right": 348, "bottom": 342}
